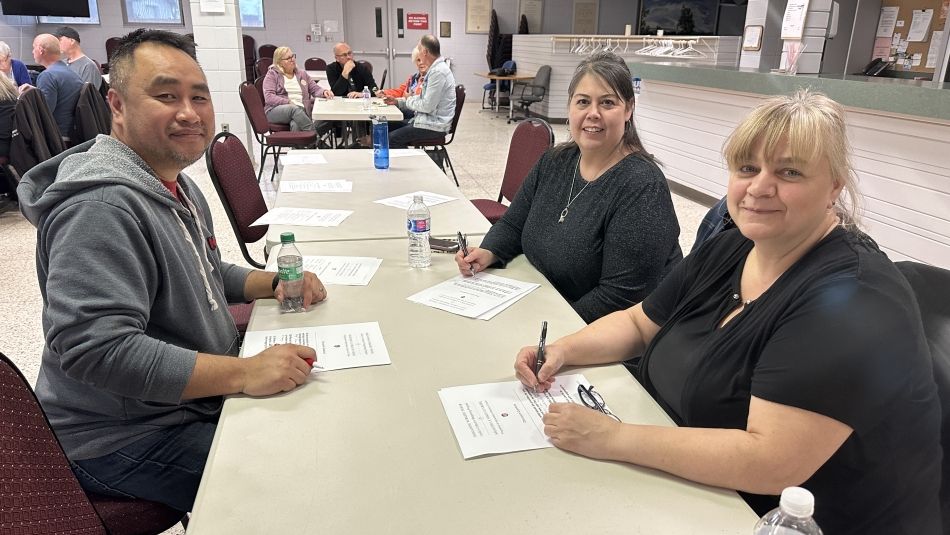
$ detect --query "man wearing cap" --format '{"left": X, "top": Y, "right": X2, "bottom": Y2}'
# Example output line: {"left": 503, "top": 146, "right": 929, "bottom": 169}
{"left": 56, "top": 26, "right": 103, "bottom": 90}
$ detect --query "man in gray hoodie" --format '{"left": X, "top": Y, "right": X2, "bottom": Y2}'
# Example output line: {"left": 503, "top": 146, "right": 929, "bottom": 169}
{"left": 18, "top": 29, "right": 327, "bottom": 513}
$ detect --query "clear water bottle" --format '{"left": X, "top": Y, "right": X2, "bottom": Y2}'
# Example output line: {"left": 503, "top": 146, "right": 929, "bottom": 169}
{"left": 277, "top": 232, "right": 305, "bottom": 313}
{"left": 753, "top": 487, "right": 823, "bottom": 535}
{"left": 407, "top": 195, "right": 431, "bottom": 268}
{"left": 372, "top": 115, "right": 389, "bottom": 169}
{"left": 361, "top": 85, "right": 371, "bottom": 111}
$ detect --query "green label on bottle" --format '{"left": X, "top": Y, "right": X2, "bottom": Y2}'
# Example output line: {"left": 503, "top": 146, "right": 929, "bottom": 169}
{"left": 279, "top": 265, "right": 303, "bottom": 281}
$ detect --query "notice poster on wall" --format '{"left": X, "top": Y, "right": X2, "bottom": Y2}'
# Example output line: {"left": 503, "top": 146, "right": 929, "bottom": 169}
{"left": 781, "top": 0, "right": 810, "bottom": 40}
{"left": 466, "top": 0, "right": 492, "bottom": 33}
{"left": 519, "top": 0, "right": 543, "bottom": 33}
{"left": 907, "top": 9, "right": 933, "bottom": 41}
{"left": 877, "top": 6, "right": 899, "bottom": 37}
{"left": 872, "top": 37, "right": 892, "bottom": 59}
{"left": 573, "top": 0, "right": 598, "bottom": 34}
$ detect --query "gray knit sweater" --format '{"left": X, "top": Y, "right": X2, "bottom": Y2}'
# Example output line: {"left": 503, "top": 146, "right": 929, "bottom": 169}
{"left": 480, "top": 145, "right": 682, "bottom": 323}
{"left": 18, "top": 135, "right": 251, "bottom": 460}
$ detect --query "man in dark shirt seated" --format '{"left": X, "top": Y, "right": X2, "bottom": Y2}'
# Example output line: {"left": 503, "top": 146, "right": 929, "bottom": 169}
{"left": 21, "top": 34, "right": 83, "bottom": 141}
{"left": 325, "top": 42, "right": 377, "bottom": 98}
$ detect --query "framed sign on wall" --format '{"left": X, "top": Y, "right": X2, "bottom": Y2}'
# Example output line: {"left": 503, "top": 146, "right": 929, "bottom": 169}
{"left": 743, "top": 25, "right": 763, "bottom": 50}
{"left": 466, "top": 0, "right": 492, "bottom": 33}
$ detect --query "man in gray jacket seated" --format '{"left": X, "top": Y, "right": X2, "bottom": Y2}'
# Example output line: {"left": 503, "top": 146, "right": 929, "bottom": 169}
{"left": 383, "top": 34, "right": 457, "bottom": 164}
{"left": 18, "top": 29, "right": 328, "bottom": 513}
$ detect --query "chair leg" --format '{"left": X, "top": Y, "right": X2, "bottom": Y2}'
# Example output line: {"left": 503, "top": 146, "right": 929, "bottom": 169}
{"left": 257, "top": 143, "right": 267, "bottom": 182}
{"left": 442, "top": 148, "right": 458, "bottom": 187}
{"left": 270, "top": 148, "right": 282, "bottom": 181}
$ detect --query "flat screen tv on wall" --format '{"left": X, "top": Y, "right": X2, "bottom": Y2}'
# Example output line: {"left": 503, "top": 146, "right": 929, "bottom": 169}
{"left": 0, "top": 0, "right": 90, "bottom": 17}
{"left": 639, "top": 0, "right": 719, "bottom": 35}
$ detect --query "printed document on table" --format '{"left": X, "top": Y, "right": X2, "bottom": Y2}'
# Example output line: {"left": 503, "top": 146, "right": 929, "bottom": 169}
{"left": 241, "top": 322, "right": 391, "bottom": 371}
{"left": 439, "top": 374, "right": 593, "bottom": 459}
{"left": 279, "top": 180, "right": 353, "bottom": 193}
{"left": 406, "top": 273, "right": 539, "bottom": 320}
{"left": 388, "top": 149, "right": 425, "bottom": 158}
{"left": 250, "top": 207, "right": 353, "bottom": 227}
{"left": 374, "top": 191, "right": 457, "bottom": 210}
{"left": 280, "top": 151, "right": 328, "bottom": 165}
{"left": 266, "top": 255, "right": 382, "bottom": 286}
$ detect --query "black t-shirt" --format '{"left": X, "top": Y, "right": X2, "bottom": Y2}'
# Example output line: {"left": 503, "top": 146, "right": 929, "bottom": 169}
{"left": 639, "top": 228, "right": 942, "bottom": 535}
{"left": 325, "top": 61, "right": 377, "bottom": 97}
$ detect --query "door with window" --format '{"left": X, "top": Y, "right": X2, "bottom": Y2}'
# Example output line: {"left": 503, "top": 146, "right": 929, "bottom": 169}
{"left": 343, "top": 0, "right": 436, "bottom": 92}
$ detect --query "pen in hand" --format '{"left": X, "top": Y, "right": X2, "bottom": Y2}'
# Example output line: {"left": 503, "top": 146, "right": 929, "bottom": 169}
{"left": 534, "top": 321, "right": 547, "bottom": 393}
{"left": 457, "top": 231, "right": 475, "bottom": 277}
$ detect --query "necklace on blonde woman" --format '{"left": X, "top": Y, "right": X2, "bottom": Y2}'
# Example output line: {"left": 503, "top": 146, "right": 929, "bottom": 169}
{"left": 559, "top": 158, "right": 592, "bottom": 223}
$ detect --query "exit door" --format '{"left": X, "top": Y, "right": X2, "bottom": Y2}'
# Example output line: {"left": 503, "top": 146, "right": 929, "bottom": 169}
{"left": 343, "top": 0, "right": 435, "bottom": 91}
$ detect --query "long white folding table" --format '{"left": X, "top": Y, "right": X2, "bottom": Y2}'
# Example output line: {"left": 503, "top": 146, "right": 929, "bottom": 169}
{"left": 264, "top": 149, "right": 491, "bottom": 250}
{"left": 310, "top": 97, "right": 403, "bottom": 121}
{"left": 188, "top": 239, "right": 759, "bottom": 534}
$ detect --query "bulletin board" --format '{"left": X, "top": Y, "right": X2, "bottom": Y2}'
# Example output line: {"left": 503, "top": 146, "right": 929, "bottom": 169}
{"left": 875, "top": 0, "right": 949, "bottom": 76}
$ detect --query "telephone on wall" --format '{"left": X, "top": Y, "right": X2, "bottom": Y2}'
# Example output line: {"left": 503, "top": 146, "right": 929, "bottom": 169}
{"left": 862, "top": 58, "right": 891, "bottom": 76}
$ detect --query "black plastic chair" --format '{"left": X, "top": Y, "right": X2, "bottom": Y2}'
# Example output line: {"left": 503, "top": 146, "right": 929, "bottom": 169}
{"left": 409, "top": 85, "right": 465, "bottom": 186}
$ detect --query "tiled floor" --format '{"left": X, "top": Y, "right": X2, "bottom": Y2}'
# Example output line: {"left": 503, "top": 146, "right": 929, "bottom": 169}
{"left": 0, "top": 105, "right": 710, "bottom": 533}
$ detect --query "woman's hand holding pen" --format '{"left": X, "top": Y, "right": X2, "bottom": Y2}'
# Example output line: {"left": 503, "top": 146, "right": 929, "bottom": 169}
{"left": 455, "top": 247, "right": 496, "bottom": 277}
{"left": 514, "top": 342, "right": 565, "bottom": 392}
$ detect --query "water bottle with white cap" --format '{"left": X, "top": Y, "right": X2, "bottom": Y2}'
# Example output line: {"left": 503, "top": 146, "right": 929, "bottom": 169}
{"left": 753, "top": 487, "right": 823, "bottom": 535}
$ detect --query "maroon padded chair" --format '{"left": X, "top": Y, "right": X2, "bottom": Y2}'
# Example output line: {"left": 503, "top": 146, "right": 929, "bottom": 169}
{"left": 357, "top": 59, "right": 373, "bottom": 75}
{"left": 242, "top": 34, "right": 257, "bottom": 81}
{"left": 252, "top": 76, "right": 290, "bottom": 133}
{"left": 0, "top": 351, "right": 186, "bottom": 535}
{"left": 255, "top": 57, "right": 272, "bottom": 78}
{"left": 258, "top": 44, "right": 276, "bottom": 59}
{"left": 409, "top": 84, "right": 465, "bottom": 186}
{"left": 304, "top": 57, "right": 327, "bottom": 70}
{"left": 471, "top": 118, "right": 554, "bottom": 224}
{"left": 205, "top": 131, "right": 269, "bottom": 270}
{"left": 238, "top": 81, "right": 316, "bottom": 182}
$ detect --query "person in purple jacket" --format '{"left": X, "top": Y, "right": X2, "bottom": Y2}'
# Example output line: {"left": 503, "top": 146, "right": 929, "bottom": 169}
{"left": 263, "top": 46, "right": 333, "bottom": 133}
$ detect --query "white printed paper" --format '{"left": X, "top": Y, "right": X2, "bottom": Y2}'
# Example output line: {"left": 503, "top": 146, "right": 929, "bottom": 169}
{"left": 241, "top": 322, "right": 391, "bottom": 371}
{"left": 280, "top": 152, "right": 328, "bottom": 165}
{"left": 374, "top": 191, "right": 457, "bottom": 210}
{"left": 926, "top": 31, "right": 943, "bottom": 68}
{"left": 907, "top": 9, "right": 933, "bottom": 42}
{"left": 877, "top": 6, "right": 899, "bottom": 38}
{"left": 388, "top": 149, "right": 426, "bottom": 158}
{"left": 279, "top": 180, "right": 353, "bottom": 193}
{"left": 438, "top": 374, "right": 596, "bottom": 459}
{"left": 267, "top": 255, "right": 382, "bottom": 286}
{"left": 781, "top": 0, "right": 810, "bottom": 40}
{"left": 407, "top": 273, "right": 539, "bottom": 320}
{"left": 250, "top": 207, "right": 353, "bottom": 227}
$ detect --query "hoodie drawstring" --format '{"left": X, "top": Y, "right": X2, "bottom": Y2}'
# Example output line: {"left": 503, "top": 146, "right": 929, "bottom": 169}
{"left": 173, "top": 187, "right": 219, "bottom": 312}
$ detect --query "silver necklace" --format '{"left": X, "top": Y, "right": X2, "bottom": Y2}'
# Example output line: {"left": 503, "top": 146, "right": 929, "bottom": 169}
{"left": 559, "top": 158, "right": 592, "bottom": 224}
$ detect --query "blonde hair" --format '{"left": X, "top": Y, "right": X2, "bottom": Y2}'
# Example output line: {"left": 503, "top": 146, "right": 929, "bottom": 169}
{"left": 0, "top": 74, "right": 16, "bottom": 101}
{"left": 724, "top": 89, "right": 862, "bottom": 230}
{"left": 272, "top": 46, "right": 294, "bottom": 74}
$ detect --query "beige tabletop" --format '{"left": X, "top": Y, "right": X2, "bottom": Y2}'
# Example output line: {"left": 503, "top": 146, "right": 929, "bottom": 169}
{"left": 187, "top": 239, "right": 758, "bottom": 534}
{"left": 264, "top": 149, "right": 491, "bottom": 250}
{"left": 311, "top": 97, "right": 404, "bottom": 121}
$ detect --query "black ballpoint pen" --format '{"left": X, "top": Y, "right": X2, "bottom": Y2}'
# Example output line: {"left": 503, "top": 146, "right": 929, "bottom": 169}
{"left": 534, "top": 321, "right": 547, "bottom": 391}
{"left": 457, "top": 231, "right": 475, "bottom": 277}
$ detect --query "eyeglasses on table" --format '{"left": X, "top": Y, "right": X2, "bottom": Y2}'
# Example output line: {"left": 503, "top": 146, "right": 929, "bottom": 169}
{"left": 577, "top": 384, "right": 621, "bottom": 422}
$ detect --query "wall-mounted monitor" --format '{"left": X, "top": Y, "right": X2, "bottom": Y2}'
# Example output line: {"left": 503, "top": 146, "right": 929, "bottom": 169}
{"left": 639, "top": 0, "right": 719, "bottom": 35}
{"left": 0, "top": 0, "right": 90, "bottom": 17}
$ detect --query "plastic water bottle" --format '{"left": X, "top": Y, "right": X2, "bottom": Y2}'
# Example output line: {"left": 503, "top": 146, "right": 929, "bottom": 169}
{"left": 753, "top": 487, "right": 823, "bottom": 535}
{"left": 407, "top": 195, "right": 431, "bottom": 268}
{"left": 372, "top": 115, "right": 389, "bottom": 169}
{"left": 361, "top": 85, "right": 371, "bottom": 111}
{"left": 277, "top": 232, "right": 305, "bottom": 313}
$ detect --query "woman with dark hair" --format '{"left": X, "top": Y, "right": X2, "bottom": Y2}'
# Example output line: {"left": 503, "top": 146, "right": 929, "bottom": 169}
{"left": 456, "top": 51, "right": 682, "bottom": 323}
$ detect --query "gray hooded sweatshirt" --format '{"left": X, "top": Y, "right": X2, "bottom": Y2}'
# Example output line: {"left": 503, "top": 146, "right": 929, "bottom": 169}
{"left": 18, "top": 135, "right": 252, "bottom": 460}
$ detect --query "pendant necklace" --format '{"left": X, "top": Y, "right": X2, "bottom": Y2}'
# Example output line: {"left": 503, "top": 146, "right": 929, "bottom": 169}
{"left": 559, "top": 158, "right": 592, "bottom": 224}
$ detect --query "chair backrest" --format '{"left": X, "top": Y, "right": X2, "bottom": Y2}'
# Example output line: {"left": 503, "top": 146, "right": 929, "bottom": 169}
{"left": 895, "top": 261, "right": 950, "bottom": 527}
{"left": 104, "top": 37, "right": 121, "bottom": 63}
{"left": 238, "top": 81, "right": 270, "bottom": 136}
{"left": 73, "top": 82, "right": 111, "bottom": 144}
{"left": 255, "top": 57, "right": 272, "bottom": 78}
{"left": 446, "top": 84, "right": 465, "bottom": 141}
{"left": 0, "top": 351, "right": 108, "bottom": 534}
{"left": 205, "top": 132, "right": 269, "bottom": 268}
{"left": 499, "top": 118, "right": 554, "bottom": 203}
{"left": 357, "top": 59, "right": 373, "bottom": 75}
{"left": 252, "top": 76, "right": 266, "bottom": 105}
{"left": 242, "top": 34, "right": 257, "bottom": 81}
{"left": 304, "top": 57, "right": 327, "bottom": 70}
{"left": 379, "top": 68, "right": 388, "bottom": 89}
{"left": 531, "top": 65, "right": 551, "bottom": 98}
{"left": 258, "top": 44, "right": 276, "bottom": 59}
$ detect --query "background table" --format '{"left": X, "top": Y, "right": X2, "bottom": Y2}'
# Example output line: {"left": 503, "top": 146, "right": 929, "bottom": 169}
{"left": 264, "top": 149, "right": 491, "bottom": 250}
{"left": 188, "top": 240, "right": 758, "bottom": 534}
{"left": 474, "top": 71, "right": 537, "bottom": 113}
{"left": 310, "top": 97, "right": 403, "bottom": 121}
